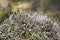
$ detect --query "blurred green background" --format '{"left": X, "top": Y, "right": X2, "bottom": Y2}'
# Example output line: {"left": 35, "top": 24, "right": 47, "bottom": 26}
{"left": 0, "top": 0, "right": 60, "bottom": 22}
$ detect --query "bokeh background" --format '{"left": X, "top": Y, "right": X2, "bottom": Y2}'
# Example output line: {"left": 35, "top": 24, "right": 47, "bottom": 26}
{"left": 0, "top": 0, "right": 60, "bottom": 22}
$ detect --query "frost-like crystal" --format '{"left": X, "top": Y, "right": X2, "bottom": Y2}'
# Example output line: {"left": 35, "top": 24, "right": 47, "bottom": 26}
{"left": 0, "top": 10, "right": 60, "bottom": 40}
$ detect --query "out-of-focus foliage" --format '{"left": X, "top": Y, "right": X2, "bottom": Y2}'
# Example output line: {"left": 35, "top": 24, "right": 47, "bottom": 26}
{"left": 40, "top": 0, "right": 52, "bottom": 6}
{"left": 46, "top": 12, "right": 56, "bottom": 17}
{"left": 39, "top": 0, "right": 53, "bottom": 13}
{"left": 46, "top": 11, "right": 60, "bottom": 18}
{"left": 8, "top": 0, "right": 21, "bottom": 2}
{"left": 8, "top": 0, "right": 60, "bottom": 9}
{"left": 0, "top": 11, "right": 8, "bottom": 22}
{"left": 12, "top": 2, "right": 32, "bottom": 12}
{"left": 7, "top": 3, "right": 12, "bottom": 13}
{"left": 8, "top": 0, "right": 60, "bottom": 11}
{"left": 0, "top": 0, "right": 60, "bottom": 22}
{"left": 0, "top": 3, "right": 1, "bottom": 6}
{"left": 31, "top": 0, "right": 40, "bottom": 11}
{"left": 0, "top": 2, "right": 12, "bottom": 22}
